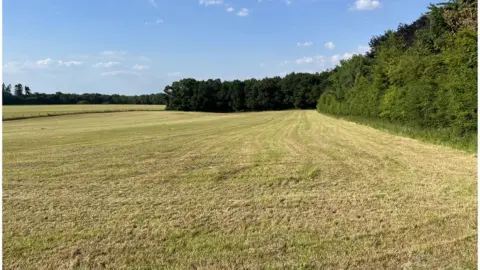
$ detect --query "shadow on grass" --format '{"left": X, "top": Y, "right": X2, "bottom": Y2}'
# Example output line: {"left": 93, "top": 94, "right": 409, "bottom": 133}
{"left": 319, "top": 113, "right": 477, "bottom": 154}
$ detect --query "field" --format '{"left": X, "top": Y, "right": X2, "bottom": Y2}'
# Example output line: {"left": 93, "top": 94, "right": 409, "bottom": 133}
{"left": 2, "top": 104, "right": 165, "bottom": 120}
{"left": 2, "top": 110, "right": 477, "bottom": 269}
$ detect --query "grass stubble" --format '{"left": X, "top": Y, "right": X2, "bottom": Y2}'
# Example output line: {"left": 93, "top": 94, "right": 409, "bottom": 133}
{"left": 2, "top": 110, "right": 477, "bottom": 269}
{"left": 2, "top": 104, "right": 165, "bottom": 120}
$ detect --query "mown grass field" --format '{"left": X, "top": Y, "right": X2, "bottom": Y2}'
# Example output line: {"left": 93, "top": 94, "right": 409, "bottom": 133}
{"left": 2, "top": 104, "right": 165, "bottom": 120}
{"left": 2, "top": 110, "right": 477, "bottom": 269}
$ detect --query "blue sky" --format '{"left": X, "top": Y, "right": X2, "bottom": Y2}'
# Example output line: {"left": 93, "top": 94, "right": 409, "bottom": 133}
{"left": 3, "top": 0, "right": 441, "bottom": 95}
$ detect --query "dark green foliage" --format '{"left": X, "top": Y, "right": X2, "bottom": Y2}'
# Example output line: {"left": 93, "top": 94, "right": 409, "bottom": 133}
{"left": 165, "top": 72, "right": 331, "bottom": 112}
{"left": 317, "top": 0, "right": 477, "bottom": 149}
{"left": 14, "top": 84, "right": 24, "bottom": 96}
{"left": 2, "top": 84, "right": 168, "bottom": 105}
{"left": 24, "top": 86, "right": 31, "bottom": 96}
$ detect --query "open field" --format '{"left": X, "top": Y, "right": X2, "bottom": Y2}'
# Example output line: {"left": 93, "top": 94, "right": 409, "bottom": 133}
{"left": 2, "top": 110, "right": 477, "bottom": 269}
{"left": 2, "top": 104, "right": 165, "bottom": 120}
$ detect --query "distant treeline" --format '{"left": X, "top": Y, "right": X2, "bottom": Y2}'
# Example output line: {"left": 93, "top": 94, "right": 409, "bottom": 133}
{"left": 164, "top": 0, "right": 477, "bottom": 144}
{"left": 2, "top": 83, "right": 167, "bottom": 105}
{"left": 163, "top": 71, "right": 333, "bottom": 112}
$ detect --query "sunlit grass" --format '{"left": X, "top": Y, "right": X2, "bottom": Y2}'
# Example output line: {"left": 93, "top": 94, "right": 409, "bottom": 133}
{"left": 2, "top": 110, "right": 477, "bottom": 269}
{"left": 2, "top": 104, "right": 165, "bottom": 120}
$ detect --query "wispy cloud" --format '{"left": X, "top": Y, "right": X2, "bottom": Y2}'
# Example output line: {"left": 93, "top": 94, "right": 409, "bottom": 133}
{"left": 99, "top": 51, "right": 127, "bottom": 61}
{"left": 297, "top": 41, "right": 313, "bottom": 47}
{"left": 296, "top": 57, "right": 314, "bottom": 64}
{"left": 3, "top": 61, "right": 28, "bottom": 74}
{"left": 92, "top": 61, "right": 121, "bottom": 68}
{"left": 36, "top": 58, "right": 53, "bottom": 67}
{"left": 357, "top": 45, "right": 370, "bottom": 54}
{"left": 145, "top": 19, "right": 164, "bottom": 25}
{"left": 330, "top": 53, "right": 354, "bottom": 64}
{"left": 237, "top": 8, "right": 249, "bottom": 16}
{"left": 101, "top": 70, "right": 139, "bottom": 76}
{"left": 135, "top": 56, "right": 152, "bottom": 62}
{"left": 148, "top": 0, "right": 157, "bottom": 8}
{"left": 325, "top": 41, "right": 335, "bottom": 49}
{"left": 101, "top": 51, "right": 127, "bottom": 56}
{"left": 167, "top": 72, "right": 181, "bottom": 77}
{"left": 294, "top": 56, "right": 325, "bottom": 65}
{"left": 3, "top": 58, "right": 57, "bottom": 74}
{"left": 352, "top": 0, "right": 380, "bottom": 10}
{"left": 57, "top": 60, "right": 83, "bottom": 67}
{"left": 199, "top": 0, "right": 224, "bottom": 6}
{"left": 226, "top": 7, "right": 234, "bottom": 12}
{"left": 132, "top": 64, "right": 149, "bottom": 71}
{"left": 316, "top": 55, "right": 326, "bottom": 65}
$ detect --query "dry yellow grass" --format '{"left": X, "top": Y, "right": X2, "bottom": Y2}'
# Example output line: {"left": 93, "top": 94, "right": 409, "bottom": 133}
{"left": 2, "top": 110, "right": 477, "bottom": 269}
{"left": 2, "top": 104, "right": 165, "bottom": 120}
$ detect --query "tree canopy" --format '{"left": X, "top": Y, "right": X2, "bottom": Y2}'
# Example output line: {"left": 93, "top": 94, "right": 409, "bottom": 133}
{"left": 164, "top": 71, "right": 334, "bottom": 112}
{"left": 316, "top": 0, "right": 477, "bottom": 139}
{"left": 2, "top": 84, "right": 167, "bottom": 105}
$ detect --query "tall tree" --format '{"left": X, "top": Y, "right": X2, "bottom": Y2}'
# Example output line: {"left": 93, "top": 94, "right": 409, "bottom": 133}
{"left": 14, "top": 84, "right": 23, "bottom": 96}
{"left": 6, "top": 84, "right": 12, "bottom": 95}
{"left": 24, "top": 86, "right": 31, "bottom": 96}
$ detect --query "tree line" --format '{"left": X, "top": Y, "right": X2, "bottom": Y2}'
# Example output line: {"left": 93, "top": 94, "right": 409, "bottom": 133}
{"left": 164, "top": 0, "right": 477, "bottom": 143}
{"left": 316, "top": 0, "right": 477, "bottom": 139}
{"left": 163, "top": 71, "right": 333, "bottom": 112}
{"left": 2, "top": 83, "right": 167, "bottom": 105}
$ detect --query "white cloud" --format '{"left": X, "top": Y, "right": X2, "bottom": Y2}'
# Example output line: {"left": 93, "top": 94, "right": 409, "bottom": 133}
{"left": 57, "top": 60, "right": 83, "bottom": 67}
{"left": 297, "top": 70, "right": 317, "bottom": 74}
{"left": 36, "top": 58, "right": 53, "bottom": 67}
{"left": 92, "top": 61, "right": 121, "bottom": 68}
{"left": 101, "top": 51, "right": 127, "bottom": 56}
{"left": 296, "top": 57, "right": 314, "bottom": 64}
{"left": 226, "top": 7, "right": 234, "bottom": 12}
{"left": 237, "top": 8, "right": 249, "bottom": 16}
{"left": 132, "top": 56, "right": 152, "bottom": 62}
{"left": 357, "top": 45, "right": 370, "bottom": 54}
{"left": 330, "top": 53, "right": 354, "bottom": 65}
{"left": 315, "top": 55, "right": 326, "bottom": 65}
{"left": 199, "top": 0, "right": 224, "bottom": 6}
{"left": 145, "top": 19, "right": 164, "bottom": 25}
{"left": 3, "top": 61, "right": 25, "bottom": 74}
{"left": 148, "top": 0, "right": 157, "bottom": 7}
{"left": 325, "top": 41, "right": 335, "bottom": 49}
{"left": 353, "top": 0, "right": 380, "bottom": 10}
{"left": 285, "top": 0, "right": 292, "bottom": 5}
{"left": 343, "top": 53, "right": 354, "bottom": 59}
{"left": 297, "top": 41, "right": 313, "bottom": 47}
{"left": 3, "top": 57, "right": 63, "bottom": 73}
{"left": 132, "top": 64, "right": 149, "bottom": 71}
{"left": 101, "top": 70, "right": 139, "bottom": 76}
{"left": 99, "top": 51, "right": 127, "bottom": 61}
{"left": 167, "top": 72, "right": 181, "bottom": 77}
{"left": 290, "top": 55, "right": 325, "bottom": 66}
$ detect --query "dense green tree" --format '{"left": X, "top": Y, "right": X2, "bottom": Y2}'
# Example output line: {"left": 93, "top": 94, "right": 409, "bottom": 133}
{"left": 317, "top": 0, "right": 477, "bottom": 142}
{"left": 2, "top": 84, "right": 167, "bottom": 106}
{"left": 164, "top": 72, "right": 330, "bottom": 112}
{"left": 14, "top": 84, "right": 23, "bottom": 96}
{"left": 24, "top": 86, "right": 31, "bottom": 96}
